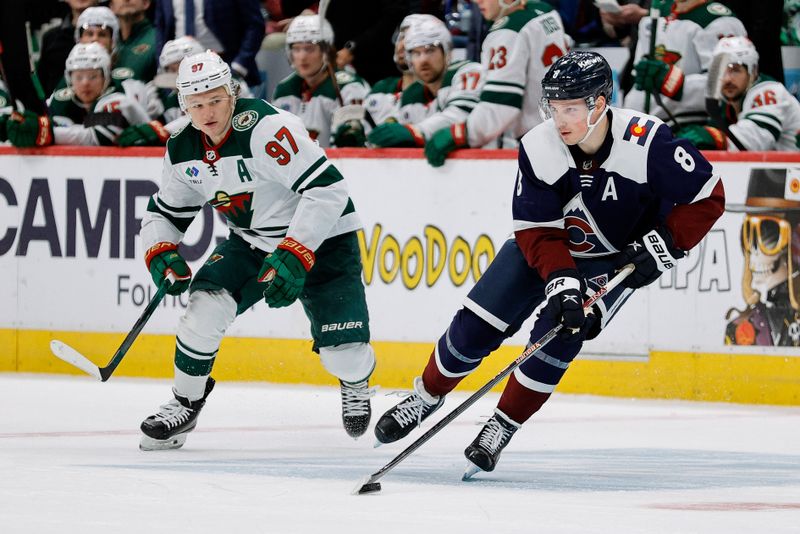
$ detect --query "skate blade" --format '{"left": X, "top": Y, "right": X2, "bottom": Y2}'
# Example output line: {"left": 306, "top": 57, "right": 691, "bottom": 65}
{"left": 373, "top": 438, "right": 385, "bottom": 449}
{"left": 462, "top": 460, "right": 483, "bottom": 481}
{"left": 139, "top": 433, "right": 188, "bottom": 451}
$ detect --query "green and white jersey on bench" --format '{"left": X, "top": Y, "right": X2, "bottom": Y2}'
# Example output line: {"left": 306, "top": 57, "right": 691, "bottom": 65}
{"left": 728, "top": 76, "right": 800, "bottom": 152}
{"left": 141, "top": 98, "right": 361, "bottom": 254}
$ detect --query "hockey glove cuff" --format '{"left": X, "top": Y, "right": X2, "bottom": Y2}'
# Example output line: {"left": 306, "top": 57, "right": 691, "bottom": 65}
{"left": 367, "top": 122, "right": 425, "bottom": 147}
{"left": 118, "top": 121, "right": 170, "bottom": 147}
{"left": 677, "top": 124, "right": 727, "bottom": 150}
{"left": 540, "top": 269, "right": 588, "bottom": 343}
{"left": 7, "top": 111, "right": 54, "bottom": 147}
{"left": 633, "top": 58, "right": 684, "bottom": 100}
{"left": 145, "top": 242, "right": 192, "bottom": 295}
{"left": 424, "top": 123, "right": 468, "bottom": 168}
{"left": 258, "top": 238, "right": 314, "bottom": 308}
{"left": 614, "top": 227, "right": 685, "bottom": 289}
{"left": 333, "top": 120, "right": 366, "bottom": 147}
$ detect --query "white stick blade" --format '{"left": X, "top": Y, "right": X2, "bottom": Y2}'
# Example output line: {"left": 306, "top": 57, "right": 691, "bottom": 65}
{"left": 50, "top": 340, "right": 102, "bottom": 380}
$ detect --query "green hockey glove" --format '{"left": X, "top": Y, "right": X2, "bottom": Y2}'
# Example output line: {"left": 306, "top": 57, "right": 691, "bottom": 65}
{"left": 258, "top": 238, "right": 315, "bottom": 308}
{"left": 367, "top": 122, "right": 425, "bottom": 147}
{"left": 676, "top": 124, "right": 727, "bottom": 150}
{"left": 633, "top": 57, "right": 684, "bottom": 100}
{"left": 333, "top": 120, "right": 366, "bottom": 147}
{"left": 7, "top": 111, "right": 54, "bottom": 147}
{"left": 0, "top": 114, "right": 8, "bottom": 142}
{"left": 144, "top": 242, "right": 192, "bottom": 295}
{"left": 118, "top": 121, "right": 170, "bottom": 147}
{"left": 424, "top": 123, "right": 468, "bottom": 167}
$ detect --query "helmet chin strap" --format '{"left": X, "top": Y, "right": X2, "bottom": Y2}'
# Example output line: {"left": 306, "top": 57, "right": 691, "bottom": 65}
{"left": 576, "top": 104, "right": 608, "bottom": 145}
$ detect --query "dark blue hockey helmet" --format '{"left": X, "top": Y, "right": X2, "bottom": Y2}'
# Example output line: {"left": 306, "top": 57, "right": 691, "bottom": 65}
{"left": 540, "top": 51, "right": 613, "bottom": 108}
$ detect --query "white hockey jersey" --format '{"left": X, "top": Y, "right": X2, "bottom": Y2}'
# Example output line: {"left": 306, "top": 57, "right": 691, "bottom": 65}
{"left": 624, "top": 1, "right": 747, "bottom": 125}
{"left": 397, "top": 59, "right": 483, "bottom": 139}
{"left": 466, "top": 1, "right": 568, "bottom": 148}
{"left": 141, "top": 98, "right": 361, "bottom": 255}
{"left": 365, "top": 76, "right": 404, "bottom": 124}
{"left": 727, "top": 78, "right": 800, "bottom": 152}
{"left": 271, "top": 70, "right": 371, "bottom": 147}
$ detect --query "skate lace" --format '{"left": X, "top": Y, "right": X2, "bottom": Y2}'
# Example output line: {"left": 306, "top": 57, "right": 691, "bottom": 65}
{"left": 390, "top": 392, "right": 432, "bottom": 428}
{"left": 341, "top": 381, "right": 377, "bottom": 417}
{"left": 476, "top": 418, "right": 512, "bottom": 454}
{"left": 152, "top": 399, "right": 193, "bottom": 430}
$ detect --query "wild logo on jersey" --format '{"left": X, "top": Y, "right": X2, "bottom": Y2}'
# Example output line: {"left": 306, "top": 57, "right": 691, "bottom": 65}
{"left": 209, "top": 190, "right": 254, "bottom": 228}
{"left": 654, "top": 45, "right": 681, "bottom": 65}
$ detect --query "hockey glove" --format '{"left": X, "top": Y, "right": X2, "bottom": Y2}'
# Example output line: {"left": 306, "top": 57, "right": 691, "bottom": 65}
{"left": 333, "top": 120, "right": 366, "bottom": 147}
{"left": 118, "top": 121, "right": 170, "bottom": 147}
{"left": 258, "top": 238, "right": 315, "bottom": 308}
{"left": 7, "top": 111, "right": 54, "bottom": 148}
{"left": 367, "top": 122, "right": 425, "bottom": 147}
{"left": 540, "top": 269, "right": 593, "bottom": 343}
{"left": 144, "top": 242, "right": 192, "bottom": 295}
{"left": 425, "top": 123, "right": 468, "bottom": 167}
{"left": 614, "top": 227, "right": 685, "bottom": 289}
{"left": 0, "top": 114, "right": 8, "bottom": 142}
{"left": 676, "top": 124, "right": 727, "bottom": 150}
{"left": 633, "top": 58, "right": 684, "bottom": 100}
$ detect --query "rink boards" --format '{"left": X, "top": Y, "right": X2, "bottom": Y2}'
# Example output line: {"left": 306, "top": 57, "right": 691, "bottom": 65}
{"left": 1, "top": 146, "right": 799, "bottom": 405}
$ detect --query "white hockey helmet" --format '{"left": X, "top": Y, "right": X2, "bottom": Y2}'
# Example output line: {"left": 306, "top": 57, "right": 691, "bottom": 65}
{"left": 285, "top": 15, "right": 334, "bottom": 47}
{"left": 74, "top": 6, "right": 119, "bottom": 49}
{"left": 393, "top": 13, "right": 438, "bottom": 44}
{"left": 159, "top": 36, "right": 206, "bottom": 70}
{"left": 65, "top": 42, "right": 111, "bottom": 90}
{"left": 176, "top": 51, "right": 235, "bottom": 111}
{"left": 713, "top": 36, "right": 760, "bottom": 76}
{"left": 404, "top": 17, "right": 453, "bottom": 64}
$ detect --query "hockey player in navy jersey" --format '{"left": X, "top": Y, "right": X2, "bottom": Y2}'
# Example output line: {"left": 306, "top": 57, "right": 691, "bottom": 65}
{"left": 374, "top": 51, "right": 725, "bottom": 478}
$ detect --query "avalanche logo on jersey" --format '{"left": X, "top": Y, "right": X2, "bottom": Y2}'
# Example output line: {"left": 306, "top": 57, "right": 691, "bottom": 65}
{"left": 563, "top": 194, "right": 617, "bottom": 257}
{"left": 209, "top": 190, "right": 254, "bottom": 228}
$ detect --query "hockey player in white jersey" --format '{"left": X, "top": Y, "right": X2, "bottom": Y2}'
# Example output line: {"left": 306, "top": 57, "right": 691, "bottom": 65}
{"left": 367, "top": 17, "right": 483, "bottom": 148}
{"left": 677, "top": 37, "right": 800, "bottom": 152}
{"left": 138, "top": 52, "right": 376, "bottom": 450}
{"left": 625, "top": 0, "right": 747, "bottom": 126}
{"left": 423, "top": 0, "right": 568, "bottom": 166}
{"left": 272, "top": 15, "right": 372, "bottom": 148}
{"left": 6, "top": 43, "right": 153, "bottom": 147}
{"left": 374, "top": 51, "right": 724, "bottom": 478}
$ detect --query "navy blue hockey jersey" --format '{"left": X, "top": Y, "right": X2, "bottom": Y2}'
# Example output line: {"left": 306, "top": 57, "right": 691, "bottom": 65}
{"left": 512, "top": 106, "right": 725, "bottom": 279}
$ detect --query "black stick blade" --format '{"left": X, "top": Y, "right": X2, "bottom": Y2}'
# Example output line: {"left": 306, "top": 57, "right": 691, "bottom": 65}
{"left": 352, "top": 475, "right": 382, "bottom": 495}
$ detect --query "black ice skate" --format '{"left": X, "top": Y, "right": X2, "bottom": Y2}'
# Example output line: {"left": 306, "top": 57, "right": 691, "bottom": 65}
{"left": 374, "top": 376, "right": 444, "bottom": 445}
{"left": 463, "top": 409, "right": 521, "bottom": 480}
{"left": 340, "top": 378, "right": 376, "bottom": 438}
{"left": 139, "top": 377, "right": 215, "bottom": 451}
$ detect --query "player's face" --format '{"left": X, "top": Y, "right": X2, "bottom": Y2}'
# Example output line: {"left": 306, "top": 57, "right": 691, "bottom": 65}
{"left": 476, "top": 0, "right": 502, "bottom": 21}
{"left": 545, "top": 98, "right": 592, "bottom": 144}
{"left": 410, "top": 45, "right": 446, "bottom": 84}
{"left": 70, "top": 68, "right": 105, "bottom": 104}
{"left": 110, "top": 0, "right": 150, "bottom": 16}
{"left": 185, "top": 86, "right": 234, "bottom": 142}
{"left": 290, "top": 42, "right": 325, "bottom": 79}
{"left": 394, "top": 35, "right": 408, "bottom": 71}
{"left": 79, "top": 26, "right": 113, "bottom": 53}
{"left": 721, "top": 63, "right": 750, "bottom": 101}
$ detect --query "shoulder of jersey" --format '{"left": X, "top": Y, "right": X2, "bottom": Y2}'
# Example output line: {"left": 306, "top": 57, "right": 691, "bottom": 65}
{"left": 443, "top": 59, "right": 480, "bottom": 85}
{"left": 400, "top": 80, "right": 426, "bottom": 105}
{"left": 610, "top": 107, "right": 663, "bottom": 145}
{"left": 519, "top": 120, "right": 569, "bottom": 184}
{"left": 744, "top": 78, "right": 795, "bottom": 106}
{"left": 95, "top": 89, "right": 126, "bottom": 107}
{"left": 273, "top": 72, "right": 303, "bottom": 99}
{"left": 369, "top": 76, "right": 400, "bottom": 95}
{"left": 166, "top": 119, "right": 201, "bottom": 163}
{"left": 335, "top": 69, "right": 367, "bottom": 88}
{"left": 677, "top": 2, "right": 736, "bottom": 27}
{"left": 490, "top": 1, "right": 555, "bottom": 33}
{"left": 52, "top": 87, "right": 74, "bottom": 103}
{"left": 231, "top": 98, "right": 283, "bottom": 136}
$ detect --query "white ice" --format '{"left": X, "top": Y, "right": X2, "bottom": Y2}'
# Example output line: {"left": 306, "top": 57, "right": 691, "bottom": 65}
{"left": 1, "top": 373, "right": 799, "bottom": 534}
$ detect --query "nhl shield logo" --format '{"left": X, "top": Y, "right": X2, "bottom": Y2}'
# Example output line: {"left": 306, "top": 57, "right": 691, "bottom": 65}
{"left": 232, "top": 110, "right": 259, "bottom": 131}
{"left": 205, "top": 149, "right": 218, "bottom": 161}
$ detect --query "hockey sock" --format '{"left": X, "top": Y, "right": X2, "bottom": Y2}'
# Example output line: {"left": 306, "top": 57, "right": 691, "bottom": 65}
{"left": 421, "top": 348, "right": 465, "bottom": 397}
{"left": 496, "top": 371, "right": 552, "bottom": 424}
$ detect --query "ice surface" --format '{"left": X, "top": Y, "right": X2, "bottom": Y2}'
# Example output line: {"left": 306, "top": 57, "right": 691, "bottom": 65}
{"left": 1, "top": 374, "right": 799, "bottom": 533}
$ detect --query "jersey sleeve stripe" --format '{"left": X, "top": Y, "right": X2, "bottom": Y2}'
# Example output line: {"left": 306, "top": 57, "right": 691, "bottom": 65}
{"left": 482, "top": 83, "right": 525, "bottom": 95}
{"left": 747, "top": 118, "right": 781, "bottom": 141}
{"left": 513, "top": 219, "right": 565, "bottom": 231}
{"left": 297, "top": 164, "right": 344, "bottom": 194}
{"left": 480, "top": 91, "right": 523, "bottom": 108}
{"left": 484, "top": 80, "right": 525, "bottom": 90}
{"left": 742, "top": 111, "right": 782, "bottom": 126}
{"left": 147, "top": 197, "right": 195, "bottom": 233}
{"left": 156, "top": 195, "right": 203, "bottom": 214}
{"left": 290, "top": 155, "right": 328, "bottom": 192}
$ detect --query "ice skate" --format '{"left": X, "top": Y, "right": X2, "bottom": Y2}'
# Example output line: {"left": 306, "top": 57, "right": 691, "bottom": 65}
{"left": 462, "top": 410, "right": 520, "bottom": 480}
{"left": 139, "top": 377, "right": 215, "bottom": 451}
{"left": 374, "top": 376, "right": 444, "bottom": 445}
{"left": 340, "top": 378, "right": 376, "bottom": 438}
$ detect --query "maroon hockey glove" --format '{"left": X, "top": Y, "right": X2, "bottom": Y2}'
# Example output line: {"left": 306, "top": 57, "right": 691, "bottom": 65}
{"left": 614, "top": 227, "right": 685, "bottom": 289}
{"left": 541, "top": 269, "right": 592, "bottom": 343}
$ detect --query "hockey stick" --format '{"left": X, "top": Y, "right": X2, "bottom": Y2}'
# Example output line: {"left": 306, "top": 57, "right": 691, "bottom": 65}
{"left": 643, "top": 3, "right": 659, "bottom": 114}
{"left": 50, "top": 275, "right": 174, "bottom": 381}
{"left": 353, "top": 264, "right": 634, "bottom": 495}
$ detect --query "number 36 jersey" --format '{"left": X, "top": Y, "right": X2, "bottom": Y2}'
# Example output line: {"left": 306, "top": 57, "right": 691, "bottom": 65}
{"left": 512, "top": 106, "right": 724, "bottom": 279}
{"left": 141, "top": 98, "right": 361, "bottom": 254}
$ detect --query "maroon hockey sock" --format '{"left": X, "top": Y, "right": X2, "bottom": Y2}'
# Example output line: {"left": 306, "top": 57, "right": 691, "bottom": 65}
{"left": 497, "top": 373, "right": 552, "bottom": 424}
{"left": 421, "top": 350, "right": 464, "bottom": 397}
